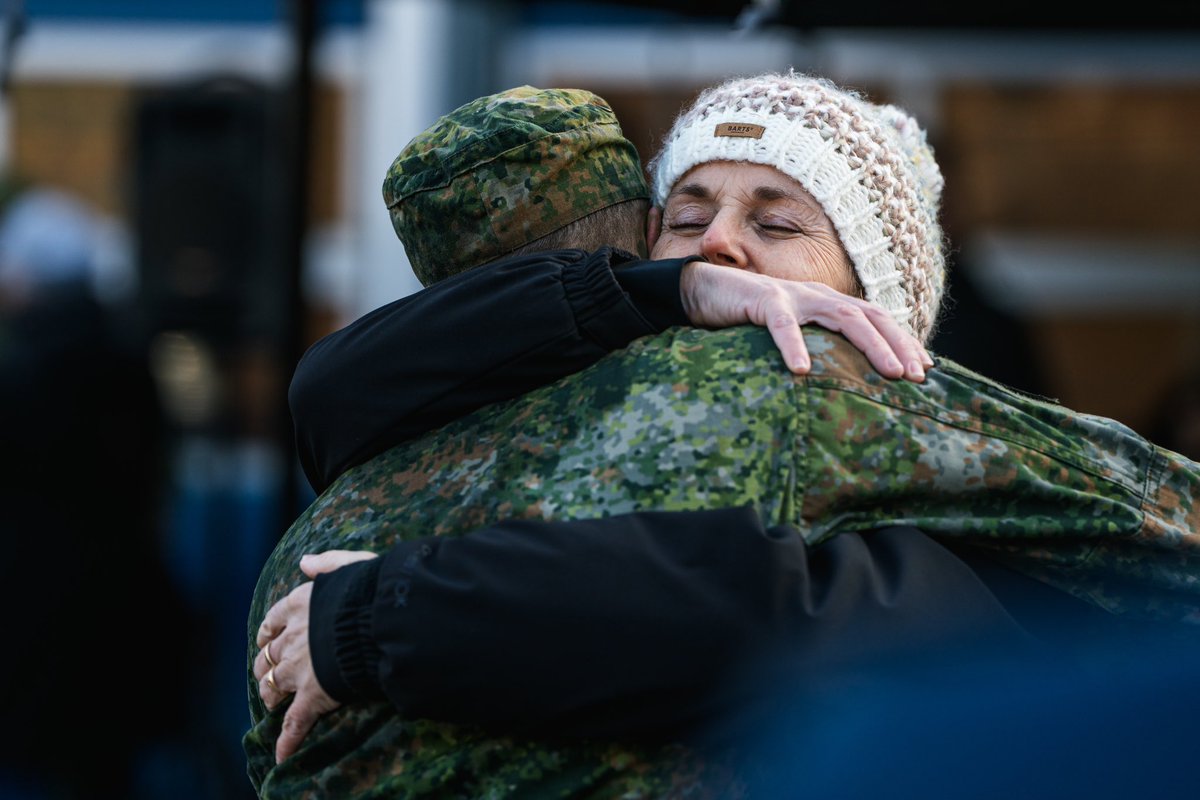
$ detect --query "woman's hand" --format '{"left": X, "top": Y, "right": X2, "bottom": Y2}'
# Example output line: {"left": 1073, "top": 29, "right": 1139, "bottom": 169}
{"left": 254, "top": 550, "right": 379, "bottom": 764}
{"left": 680, "top": 261, "right": 934, "bottom": 381}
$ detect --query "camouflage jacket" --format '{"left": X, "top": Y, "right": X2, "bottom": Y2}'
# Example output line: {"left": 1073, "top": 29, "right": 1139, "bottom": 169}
{"left": 245, "top": 325, "right": 1200, "bottom": 798}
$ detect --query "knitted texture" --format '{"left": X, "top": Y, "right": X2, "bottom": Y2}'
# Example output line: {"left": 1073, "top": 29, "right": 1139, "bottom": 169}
{"left": 649, "top": 73, "right": 946, "bottom": 342}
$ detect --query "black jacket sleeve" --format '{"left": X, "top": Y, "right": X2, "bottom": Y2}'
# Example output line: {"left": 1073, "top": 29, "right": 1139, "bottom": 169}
{"left": 290, "top": 248, "right": 692, "bottom": 493}
{"left": 310, "top": 507, "right": 1043, "bottom": 740}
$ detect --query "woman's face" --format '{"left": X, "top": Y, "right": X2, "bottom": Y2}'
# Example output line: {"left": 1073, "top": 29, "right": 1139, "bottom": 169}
{"left": 649, "top": 161, "right": 858, "bottom": 296}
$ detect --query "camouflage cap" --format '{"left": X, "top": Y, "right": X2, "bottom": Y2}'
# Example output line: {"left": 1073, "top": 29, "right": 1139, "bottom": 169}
{"left": 383, "top": 86, "right": 650, "bottom": 286}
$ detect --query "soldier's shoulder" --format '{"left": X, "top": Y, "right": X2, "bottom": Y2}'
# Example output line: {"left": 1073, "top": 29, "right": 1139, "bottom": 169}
{"left": 795, "top": 325, "right": 874, "bottom": 380}
{"left": 588, "top": 325, "right": 793, "bottom": 387}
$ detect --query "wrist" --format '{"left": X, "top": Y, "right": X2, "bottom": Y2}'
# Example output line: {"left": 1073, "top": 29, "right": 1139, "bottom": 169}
{"left": 679, "top": 261, "right": 702, "bottom": 324}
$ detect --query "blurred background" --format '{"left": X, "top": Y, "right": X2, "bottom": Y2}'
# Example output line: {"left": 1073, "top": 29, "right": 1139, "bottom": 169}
{"left": 0, "top": 1, "right": 1196, "bottom": 798}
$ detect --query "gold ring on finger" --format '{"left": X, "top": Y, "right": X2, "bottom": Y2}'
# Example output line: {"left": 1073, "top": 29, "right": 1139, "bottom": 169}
{"left": 266, "top": 666, "right": 278, "bottom": 692}
{"left": 263, "top": 641, "right": 277, "bottom": 668}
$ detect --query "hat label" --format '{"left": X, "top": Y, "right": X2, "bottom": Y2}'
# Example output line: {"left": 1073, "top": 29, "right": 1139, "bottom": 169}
{"left": 714, "top": 122, "right": 765, "bottom": 139}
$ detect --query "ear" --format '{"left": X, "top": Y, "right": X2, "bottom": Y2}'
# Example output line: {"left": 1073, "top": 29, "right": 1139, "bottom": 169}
{"left": 646, "top": 206, "right": 662, "bottom": 255}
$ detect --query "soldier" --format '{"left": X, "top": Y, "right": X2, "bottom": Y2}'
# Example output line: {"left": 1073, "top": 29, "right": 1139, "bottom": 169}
{"left": 246, "top": 78, "right": 1200, "bottom": 798}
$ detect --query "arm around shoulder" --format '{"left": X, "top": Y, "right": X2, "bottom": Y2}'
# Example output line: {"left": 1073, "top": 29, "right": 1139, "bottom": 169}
{"left": 309, "top": 508, "right": 1036, "bottom": 739}
{"left": 291, "top": 248, "right": 686, "bottom": 493}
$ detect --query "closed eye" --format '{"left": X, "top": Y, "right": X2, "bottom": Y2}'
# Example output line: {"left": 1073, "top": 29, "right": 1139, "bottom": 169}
{"left": 759, "top": 222, "right": 802, "bottom": 235}
{"left": 664, "top": 215, "right": 711, "bottom": 234}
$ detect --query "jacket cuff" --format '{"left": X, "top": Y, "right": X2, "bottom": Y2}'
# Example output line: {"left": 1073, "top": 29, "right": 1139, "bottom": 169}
{"left": 310, "top": 556, "right": 386, "bottom": 703}
{"left": 613, "top": 256, "right": 696, "bottom": 330}
{"left": 562, "top": 247, "right": 660, "bottom": 349}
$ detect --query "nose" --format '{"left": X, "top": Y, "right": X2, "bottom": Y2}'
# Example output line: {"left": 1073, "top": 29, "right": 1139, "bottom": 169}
{"left": 700, "top": 212, "right": 748, "bottom": 268}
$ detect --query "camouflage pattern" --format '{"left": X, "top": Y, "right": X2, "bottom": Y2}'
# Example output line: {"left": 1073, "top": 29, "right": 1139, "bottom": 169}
{"left": 384, "top": 87, "right": 650, "bottom": 287}
{"left": 245, "top": 325, "right": 1200, "bottom": 798}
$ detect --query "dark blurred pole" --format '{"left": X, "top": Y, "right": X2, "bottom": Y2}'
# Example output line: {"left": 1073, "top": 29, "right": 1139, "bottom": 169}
{"left": 0, "top": 0, "right": 26, "bottom": 204}
{"left": 0, "top": 0, "right": 24, "bottom": 97}
{"left": 280, "top": 0, "right": 316, "bottom": 529}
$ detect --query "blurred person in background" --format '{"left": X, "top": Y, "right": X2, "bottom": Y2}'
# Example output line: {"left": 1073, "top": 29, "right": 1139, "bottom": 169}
{"left": 246, "top": 76, "right": 1200, "bottom": 800}
{"left": 0, "top": 185, "right": 192, "bottom": 799}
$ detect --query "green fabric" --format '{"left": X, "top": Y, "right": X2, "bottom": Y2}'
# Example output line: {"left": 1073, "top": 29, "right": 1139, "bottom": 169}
{"left": 384, "top": 87, "right": 650, "bottom": 287}
{"left": 246, "top": 325, "right": 1200, "bottom": 798}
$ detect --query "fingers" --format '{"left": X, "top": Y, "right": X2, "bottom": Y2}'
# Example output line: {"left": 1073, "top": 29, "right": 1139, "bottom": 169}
{"left": 800, "top": 285, "right": 930, "bottom": 383}
{"left": 258, "top": 658, "right": 289, "bottom": 710}
{"left": 693, "top": 266, "right": 933, "bottom": 382}
{"left": 257, "top": 590, "right": 294, "bottom": 649}
{"left": 266, "top": 640, "right": 343, "bottom": 763}
{"left": 856, "top": 302, "right": 932, "bottom": 381}
{"left": 273, "top": 676, "right": 343, "bottom": 764}
{"left": 761, "top": 304, "right": 810, "bottom": 374}
{"left": 254, "top": 628, "right": 292, "bottom": 681}
{"left": 259, "top": 557, "right": 332, "bottom": 651}
{"left": 258, "top": 656, "right": 312, "bottom": 762}
{"left": 299, "top": 549, "right": 379, "bottom": 578}
{"left": 254, "top": 643, "right": 269, "bottom": 681}
{"left": 255, "top": 582, "right": 313, "bottom": 684}
{"left": 756, "top": 283, "right": 904, "bottom": 378}
{"left": 253, "top": 576, "right": 343, "bottom": 764}
{"left": 821, "top": 302, "right": 907, "bottom": 379}
{"left": 276, "top": 698, "right": 322, "bottom": 764}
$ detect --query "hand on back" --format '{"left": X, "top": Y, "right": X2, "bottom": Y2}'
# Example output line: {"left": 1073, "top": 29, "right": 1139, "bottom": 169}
{"left": 680, "top": 261, "right": 933, "bottom": 381}
{"left": 255, "top": 550, "right": 379, "bottom": 764}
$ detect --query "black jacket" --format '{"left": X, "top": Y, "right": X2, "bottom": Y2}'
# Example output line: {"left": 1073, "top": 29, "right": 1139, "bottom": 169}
{"left": 291, "top": 248, "right": 689, "bottom": 494}
{"left": 294, "top": 248, "right": 1105, "bottom": 739}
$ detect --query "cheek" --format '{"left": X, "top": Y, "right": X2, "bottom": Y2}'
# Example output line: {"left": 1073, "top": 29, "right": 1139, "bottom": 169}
{"left": 649, "top": 232, "right": 692, "bottom": 260}
{"left": 761, "top": 239, "right": 857, "bottom": 294}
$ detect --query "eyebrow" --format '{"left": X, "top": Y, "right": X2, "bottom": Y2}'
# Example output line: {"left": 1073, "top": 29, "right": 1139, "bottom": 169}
{"left": 753, "top": 186, "right": 805, "bottom": 203}
{"left": 669, "top": 182, "right": 710, "bottom": 200}
{"left": 667, "top": 182, "right": 813, "bottom": 206}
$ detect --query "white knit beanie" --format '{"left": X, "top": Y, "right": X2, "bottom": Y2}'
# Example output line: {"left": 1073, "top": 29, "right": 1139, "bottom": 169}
{"left": 649, "top": 72, "right": 946, "bottom": 342}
